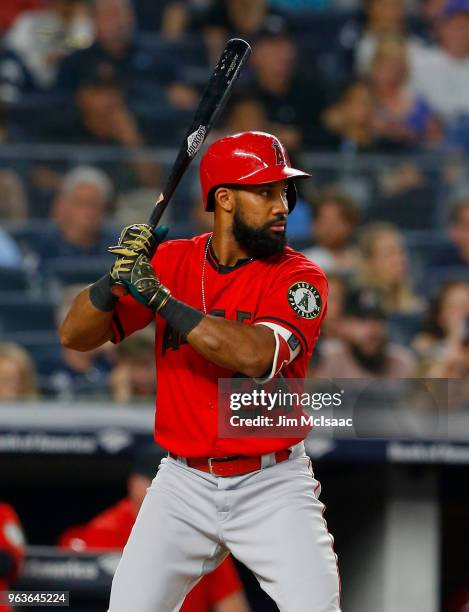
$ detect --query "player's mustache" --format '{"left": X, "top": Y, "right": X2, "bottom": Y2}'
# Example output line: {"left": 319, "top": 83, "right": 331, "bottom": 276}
{"left": 266, "top": 216, "right": 287, "bottom": 228}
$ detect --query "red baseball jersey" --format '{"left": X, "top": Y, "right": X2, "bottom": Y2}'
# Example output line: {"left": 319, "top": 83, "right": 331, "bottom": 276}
{"left": 112, "top": 233, "right": 328, "bottom": 457}
{"left": 58, "top": 498, "right": 243, "bottom": 612}
{"left": 0, "top": 503, "right": 25, "bottom": 612}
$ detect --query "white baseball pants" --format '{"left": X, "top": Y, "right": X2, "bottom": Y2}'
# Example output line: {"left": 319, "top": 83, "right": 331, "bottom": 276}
{"left": 108, "top": 443, "right": 341, "bottom": 612}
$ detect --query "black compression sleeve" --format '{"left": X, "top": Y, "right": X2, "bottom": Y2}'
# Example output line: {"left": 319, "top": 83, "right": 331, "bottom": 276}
{"left": 89, "top": 274, "right": 118, "bottom": 312}
{"left": 158, "top": 297, "right": 204, "bottom": 338}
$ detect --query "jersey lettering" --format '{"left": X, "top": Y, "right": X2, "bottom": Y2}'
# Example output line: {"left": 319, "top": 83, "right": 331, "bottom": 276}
{"left": 236, "top": 311, "right": 251, "bottom": 323}
{"left": 210, "top": 309, "right": 226, "bottom": 318}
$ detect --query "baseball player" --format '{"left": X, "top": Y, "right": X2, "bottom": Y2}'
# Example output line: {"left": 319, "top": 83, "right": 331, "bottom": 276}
{"left": 0, "top": 502, "right": 25, "bottom": 612}
{"left": 60, "top": 131, "right": 341, "bottom": 612}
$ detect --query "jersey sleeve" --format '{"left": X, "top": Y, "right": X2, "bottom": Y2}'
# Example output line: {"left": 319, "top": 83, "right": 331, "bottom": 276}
{"left": 111, "top": 295, "right": 154, "bottom": 344}
{"left": 206, "top": 556, "right": 243, "bottom": 604}
{"left": 254, "top": 258, "right": 328, "bottom": 365}
{"left": 110, "top": 242, "right": 170, "bottom": 343}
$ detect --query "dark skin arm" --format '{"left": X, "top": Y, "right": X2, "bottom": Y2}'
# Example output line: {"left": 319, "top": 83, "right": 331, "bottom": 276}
{"left": 187, "top": 315, "right": 275, "bottom": 378}
{"left": 59, "top": 288, "right": 114, "bottom": 351}
{"left": 60, "top": 289, "right": 276, "bottom": 378}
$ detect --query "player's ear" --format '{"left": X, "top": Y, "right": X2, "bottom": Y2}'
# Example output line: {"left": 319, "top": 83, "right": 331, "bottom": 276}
{"left": 214, "top": 187, "right": 234, "bottom": 213}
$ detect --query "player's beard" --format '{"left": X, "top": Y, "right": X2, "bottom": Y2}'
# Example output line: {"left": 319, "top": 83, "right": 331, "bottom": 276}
{"left": 232, "top": 209, "right": 287, "bottom": 259}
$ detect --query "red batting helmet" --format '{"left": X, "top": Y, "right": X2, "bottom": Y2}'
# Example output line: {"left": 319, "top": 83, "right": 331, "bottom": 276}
{"left": 200, "top": 131, "right": 311, "bottom": 212}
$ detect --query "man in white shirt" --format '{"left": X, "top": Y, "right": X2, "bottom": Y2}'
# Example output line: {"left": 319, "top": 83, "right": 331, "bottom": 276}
{"left": 410, "top": 0, "right": 469, "bottom": 124}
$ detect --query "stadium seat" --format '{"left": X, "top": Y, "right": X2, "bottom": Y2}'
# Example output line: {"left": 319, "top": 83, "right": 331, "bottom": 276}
{"left": 404, "top": 231, "right": 453, "bottom": 294}
{"left": 0, "top": 295, "right": 56, "bottom": 333}
{"left": 426, "top": 267, "right": 469, "bottom": 296}
{"left": 0, "top": 267, "right": 30, "bottom": 292}
{"left": 44, "top": 257, "right": 114, "bottom": 288}
{"left": 133, "top": 0, "right": 176, "bottom": 33}
{"left": 388, "top": 313, "right": 424, "bottom": 346}
{"left": 8, "top": 220, "right": 56, "bottom": 253}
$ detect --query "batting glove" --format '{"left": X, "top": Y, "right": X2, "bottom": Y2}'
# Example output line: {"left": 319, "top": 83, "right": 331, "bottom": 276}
{"left": 111, "top": 253, "right": 171, "bottom": 311}
{"left": 108, "top": 224, "right": 170, "bottom": 310}
{"left": 108, "top": 224, "right": 168, "bottom": 261}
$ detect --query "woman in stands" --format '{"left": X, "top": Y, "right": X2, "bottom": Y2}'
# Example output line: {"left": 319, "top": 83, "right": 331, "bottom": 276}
{"left": 0, "top": 342, "right": 39, "bottom": 400}
{"left": 368, "top": 35, "right": 442, "bottom": 148}
{"left": 357, "top": 222, "right": 423, "bottom": 315}
{"left": 412, "top": 280, "right": 469, "bottom": 377}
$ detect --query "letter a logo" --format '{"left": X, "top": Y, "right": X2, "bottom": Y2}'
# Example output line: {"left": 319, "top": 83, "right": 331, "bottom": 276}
{"left": 272, "top": 141, "right": 285, "bottom": 166}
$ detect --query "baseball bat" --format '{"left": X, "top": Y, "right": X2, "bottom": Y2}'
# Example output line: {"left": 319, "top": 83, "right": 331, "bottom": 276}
{"left": 111, "top": 37, "right": 251, "bottom": 297}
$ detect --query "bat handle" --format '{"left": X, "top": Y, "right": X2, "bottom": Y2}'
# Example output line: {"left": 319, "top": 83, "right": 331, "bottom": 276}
{"left": 149, "top": 193, "right": 166, "bottom": 229}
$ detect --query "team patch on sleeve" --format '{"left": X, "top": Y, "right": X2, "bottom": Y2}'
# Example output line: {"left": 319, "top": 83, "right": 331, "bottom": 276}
{"left": 287, "top": 281, "right": 322, "bottom": 319}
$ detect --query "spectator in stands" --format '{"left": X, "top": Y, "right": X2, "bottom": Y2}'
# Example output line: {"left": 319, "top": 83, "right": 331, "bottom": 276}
{"left": 34, "top": 166, "right": 115, "bottom": 261}
{"left": 0, "top": 102, "right": 29, "bottom": 218}
{"left": 270, "top": 0, "right": 332, "bottom": 8}
{"left": 302, "top": 189, "right": 360, "bottom": 273}
{"left": 0, "top": 502, "right": 25, "bottom": 612}
{"left": 219, "top": 0, "right": 278, "bottom": 37}
{"left": 217, "top": 93, "right": 271, "bottom": 138}
{"left": 431, "top": 198, "right": 469, "bottom": 268}
{"left": 50, "top": 74, "right": 162, "bottom": 189}
{"left": 0, "top": 228, "right": 22, "bottom": 268}
{"left": 56, "top": 0, "right": 196, "bottom": 112}
{"left": 412, "top": 280, "right": 469, "bottom": 377}
{"left": 423, "top": 0, "right": 448, "bottom": 21}
{"left": 315, "top": 285, "right": 416, "bottom": 378}
{"left": 0, "top": 343, "right": 39, "bottom": 400}
{"left": 159, "top": 1, "right": 192, "bottom": 42}
{"left": 368, "top": 36, "right": 442, "bottom": 148}
{"left": 447, "top": 198, "right": 469, "bottom": 266}
{"left": 58, "top": 447, "right": 250, "bottom": 612}
{"left": 202, "top": 0, "right": 285, "bottom": 61}
{"left": 109, "top": 333, "right": 155, "bottom": 403}
{"left": 357, "top": 222, "right": 423, "bottom": 314}
{"left": 4, "top": 0, "right": 93, "bottom": 91}
{"left": 0, "top": 171, "right": 28, "bottom": 220}
{"left": 72, "top": 76, "right": 146, "bottom": 147}
{"left": 410, "top": 0, "right": 469, "bottom": 126}
{"left": 39, "top": 284, "right": 113, "bottom": 398}
{"left": 249, "top": 18, "right": 327, "bottom": 149}
{"left": 320, "top": 81, "right": 410, "bottom": 153}
{"left": 347, "top": 0, "right": 426, "bottom": 75}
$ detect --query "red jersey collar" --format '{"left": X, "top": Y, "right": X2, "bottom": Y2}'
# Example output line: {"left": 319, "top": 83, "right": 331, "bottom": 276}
{"left": 206, "top": 235, "right": 256, "bottom": 274}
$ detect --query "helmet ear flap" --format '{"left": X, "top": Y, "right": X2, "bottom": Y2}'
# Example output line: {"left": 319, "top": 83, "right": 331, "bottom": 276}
{"left": 287, "top": 181, "right": 297, "bottom": 213}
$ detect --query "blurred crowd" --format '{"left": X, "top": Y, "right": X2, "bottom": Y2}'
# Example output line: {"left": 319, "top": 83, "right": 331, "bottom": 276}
{"left": 0, "top": 0, "right": 468, "bottom": 402}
